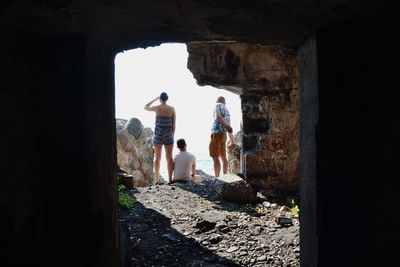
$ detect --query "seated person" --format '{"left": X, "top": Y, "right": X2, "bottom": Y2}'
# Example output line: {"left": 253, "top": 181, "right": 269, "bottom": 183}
{"left": 171, "top": 138, "right": 202, "bottom": 184}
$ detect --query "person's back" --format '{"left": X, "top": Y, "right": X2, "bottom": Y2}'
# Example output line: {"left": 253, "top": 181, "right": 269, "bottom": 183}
{"left": 209, "top": 96, "right": 233, "bottom": 177}
{"left": 144, "top": 92, "right": 176, "bottom": 184}
{"left": 155, "top": 104, "right": 175, "bottom": 117}
{"left": 211, "top": 102, "right": 231, "bottom": 134}
{"left": 172, "top": 138, "right": 202, "bottom": 183}
{"left": 173, "top": 150, "right": 195, "bottom": 181}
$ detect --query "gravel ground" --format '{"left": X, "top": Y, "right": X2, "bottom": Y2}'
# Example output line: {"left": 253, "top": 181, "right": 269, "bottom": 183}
{"left": 119, "top": 175, "right": 300, "bottom": 267}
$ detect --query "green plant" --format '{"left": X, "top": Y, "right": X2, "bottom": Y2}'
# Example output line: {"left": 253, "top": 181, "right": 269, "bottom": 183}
{"left": 118, "top": 184, "right": 126, "bottom": 192}
{"left": 118, "top": 184, "right": 137, "bottom": 210}
{"left": 290, "top": 199, "right": 299, "bottom": 217}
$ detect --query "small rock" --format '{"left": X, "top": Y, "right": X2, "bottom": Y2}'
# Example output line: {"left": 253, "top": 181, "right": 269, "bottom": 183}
{"left": 209, "top": 234, "right": 223, "bottom": 244}
{"left": 226, "top": 246, "right": 239, "bottom": 253}
{"left": 227, "top": 222, "right": 238, "bottom": 229}
{"left": 215, "top": 221, "right": 228, "bottom": 230}
{"left": 219, "top": 227, "right": 230, "bottom": 233}
{"left": 252, "top": 226, "right": 263, "bottom": 235}
{"left": 202, "top": 241, "right": 210, "bottom": 246}
{"left": 162, "top": 233, "right": 176, "bottom": 242}
{"left": 195, "top": 220, "right": 216, "bottom": 233}
{"left": 262, "top": 201, "right": 271, "bottom": 207}
{"left": 280, "top": 205, "right": 291, "bottom": 212}
{"left": 257, "top": 255, "right": 267, "bottom": 262}
{"left": 239, "top": 251, "right": 248, "bottom": 256}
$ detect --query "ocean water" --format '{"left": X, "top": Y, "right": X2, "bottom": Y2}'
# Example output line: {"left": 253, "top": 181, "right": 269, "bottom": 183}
{"left": 159, "top": 152, "right": 214, "bottom": 179}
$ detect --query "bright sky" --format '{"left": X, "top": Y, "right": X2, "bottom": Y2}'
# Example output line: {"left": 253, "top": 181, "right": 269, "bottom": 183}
{"left": 114, "top": 43, "right": 242, "bottom": 155}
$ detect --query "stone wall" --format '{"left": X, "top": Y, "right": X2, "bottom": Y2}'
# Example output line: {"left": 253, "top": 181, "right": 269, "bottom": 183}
{"left": 188, "top": 42, "right": 299, "bottom": 194}
{"left": 116, "top": 118, "right": 154, "bottom": 187}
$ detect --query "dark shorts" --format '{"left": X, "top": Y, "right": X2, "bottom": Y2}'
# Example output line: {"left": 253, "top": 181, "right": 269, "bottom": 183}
{"left": 152, "top": 130, "right": 174, "bottom": 146}
{"left": 153, "top": 115, "right": 174, "bottom": 145}
{"left": 209, "top": 132, "right": 227, "bottom": 157}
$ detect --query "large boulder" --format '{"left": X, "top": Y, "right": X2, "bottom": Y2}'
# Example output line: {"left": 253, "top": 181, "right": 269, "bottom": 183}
{"left": 211, "top": 174, "right": 257, "bottom": 204}
{"left": 125, "top": 118, "right": 143, "bottom": 139}
{"left": 116, "top": 118, "right": 154, "bottom": 186}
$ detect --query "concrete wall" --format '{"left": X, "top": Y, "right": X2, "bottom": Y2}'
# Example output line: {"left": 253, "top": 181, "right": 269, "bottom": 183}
{"left": 0, "top": 35, "right": 119, "bottom": 267}
{"left": 298, "top": 15, "right": 400, "bottom": 266}
{"left": 298, "top": 36, "right": 319, "bottom": 267}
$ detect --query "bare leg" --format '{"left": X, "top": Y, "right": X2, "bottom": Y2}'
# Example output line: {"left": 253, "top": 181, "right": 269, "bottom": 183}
{"left": 220, "top": 156, "right": 228, "bottom": 175}
{"left": 212, "top": 156, "right": 221, "bottom": 177}
{"left": 228, "top": 132, "right": 235, "bottom": 147}
{"left": 153, "top": 145, "right": 162, "bottom": 184}
{"left": 165, "top": 144, "right": 174, "bottom": 183}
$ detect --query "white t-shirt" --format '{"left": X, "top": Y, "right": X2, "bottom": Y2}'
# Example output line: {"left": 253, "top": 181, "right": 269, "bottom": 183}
{"left": 173, "top": 151, "right": 196, "bottom": 181}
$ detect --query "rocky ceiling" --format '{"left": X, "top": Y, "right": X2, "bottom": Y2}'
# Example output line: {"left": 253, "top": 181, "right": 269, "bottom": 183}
{"left": 0, "top": 0, "right": 393, "bottom": 51}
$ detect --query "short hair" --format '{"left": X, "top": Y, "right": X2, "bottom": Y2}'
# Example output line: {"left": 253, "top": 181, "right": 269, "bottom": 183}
{"left": 160, "top": 92, "right": 169, "bottom": 102}
{"left": 216, "top": 96, "right": 225, "bottom": 104}
{"left": 177, "top": 138, "right": 186, "bottom": 149}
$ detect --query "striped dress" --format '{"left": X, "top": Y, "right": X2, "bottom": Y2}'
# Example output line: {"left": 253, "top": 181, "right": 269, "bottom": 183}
{"left": 152, "top": 115, "right": 174, "bottom": 145}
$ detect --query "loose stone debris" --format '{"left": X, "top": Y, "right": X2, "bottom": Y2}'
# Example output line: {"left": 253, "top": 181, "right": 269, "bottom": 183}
{"left": 119, "top": 173, "right": 300, "bottom": 266}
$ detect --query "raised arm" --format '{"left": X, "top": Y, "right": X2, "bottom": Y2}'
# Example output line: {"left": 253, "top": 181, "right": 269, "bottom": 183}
{"left": 144, "top": 97, "right": 159, "bottom": 111}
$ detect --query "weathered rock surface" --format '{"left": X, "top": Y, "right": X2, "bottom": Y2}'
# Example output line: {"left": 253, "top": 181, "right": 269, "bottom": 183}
{"left": 125, "top": 118, "right": 143, "bottom": 139}
{"left": 210, "top": 174, "right": 257, "bottom": 204}
{"left": 119, "top": 175, "right": 300, "bottom": 266}
{"left": 188, "top": 43, "right": 299, "bottom": 194}
{"left": 228, "top": 131, "right": 243, "bottom": 174}
{"left": 116, "top": 118, "right": 154, "bottom": 186}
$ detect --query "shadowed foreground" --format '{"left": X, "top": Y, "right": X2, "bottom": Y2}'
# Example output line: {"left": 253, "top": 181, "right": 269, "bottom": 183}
{"left": 119, "top": 176, "right": 300, "bottom": 266}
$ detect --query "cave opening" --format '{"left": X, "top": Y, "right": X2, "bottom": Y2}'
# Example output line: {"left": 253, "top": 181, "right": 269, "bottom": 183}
{"left": 114, "top": 42, "right": 300, "bottom": 266}
{"left": 114, "top": 43, "right": 243, "bottom": 180}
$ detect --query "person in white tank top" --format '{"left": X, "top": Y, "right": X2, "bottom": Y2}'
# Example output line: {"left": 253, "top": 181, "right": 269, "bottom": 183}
{"left": 171, "top": 139, "right": 202, "bottom": 184}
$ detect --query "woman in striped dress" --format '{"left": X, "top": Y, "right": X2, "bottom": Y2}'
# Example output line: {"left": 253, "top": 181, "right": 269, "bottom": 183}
{"left": 144, "top": 92, "right": 176, "bottom": 185}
